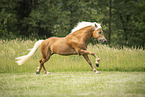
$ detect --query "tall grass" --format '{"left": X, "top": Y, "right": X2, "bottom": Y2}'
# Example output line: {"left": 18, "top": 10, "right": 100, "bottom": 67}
{"left": 0, "top": 39, "right": 144, "bottom": 73}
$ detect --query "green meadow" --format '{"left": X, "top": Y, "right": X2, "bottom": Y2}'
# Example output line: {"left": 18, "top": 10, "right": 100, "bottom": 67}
{"left": 0, "top": 39, "right": 144, "bottom": 73}
{"left": 0, "top": 39, "right": 145, "bottom": 97}
{"left": 1, "top": 72, "right": 145, "bottom": 97}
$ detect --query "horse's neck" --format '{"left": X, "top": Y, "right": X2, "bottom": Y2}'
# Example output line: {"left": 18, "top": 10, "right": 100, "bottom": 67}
{"left": 67, "top": 26, "right": 94, "bottom": 44}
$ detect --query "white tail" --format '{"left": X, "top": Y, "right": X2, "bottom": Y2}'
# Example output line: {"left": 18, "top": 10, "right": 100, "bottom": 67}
{"left": 15, "top": 40, "right": 44, "bottom": 65}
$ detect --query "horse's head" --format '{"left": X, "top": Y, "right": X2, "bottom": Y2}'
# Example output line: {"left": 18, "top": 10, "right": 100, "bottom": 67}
{"left": 92, "top": 23, "right": 107, "bottom": 44}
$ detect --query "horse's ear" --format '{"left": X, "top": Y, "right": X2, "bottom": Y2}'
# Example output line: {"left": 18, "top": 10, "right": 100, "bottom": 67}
{"left": 95, "top": 24, "right": 98, "bottom": 28}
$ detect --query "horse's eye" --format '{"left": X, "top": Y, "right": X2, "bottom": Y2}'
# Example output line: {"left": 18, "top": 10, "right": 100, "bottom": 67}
{"left": 98, "top": 32, "right": 101, "bottom": 34}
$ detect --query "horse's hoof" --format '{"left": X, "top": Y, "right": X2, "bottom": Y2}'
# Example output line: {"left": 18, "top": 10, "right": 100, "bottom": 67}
{"left": 36, "top": 72, "right": 40, "bottom": 74}
{"left": 96, "top": 58, "right": 100, "bottom": 61}
{"left": 95, "top": 63, "right": 99, "bottom": 67}
{"left": 95, "top": 71, "right": 100, "bottom": 74}
{"left": 45, "top": 72, "right": 50, "bottom": 74}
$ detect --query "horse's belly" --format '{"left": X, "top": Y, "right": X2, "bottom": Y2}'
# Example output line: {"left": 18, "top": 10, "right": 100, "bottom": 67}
{"left": 53, "top": 46, "right": 77, "bottom": 55}
{"left": 58, "top": 48, "right": 77, "bottom": 55}
{"left": 51, "top": 40, "right": 77, "bottom": 55}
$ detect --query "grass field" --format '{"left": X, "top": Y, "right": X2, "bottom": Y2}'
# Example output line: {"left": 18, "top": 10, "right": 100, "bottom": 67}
{"left": 0, "top": 72, "right": 145, "bottom": 97}
{"left": 0, "top": 39, "right": 144, "bottom": 73}
{"left": 0, "top": 39, "right": 145, "bottom": 97}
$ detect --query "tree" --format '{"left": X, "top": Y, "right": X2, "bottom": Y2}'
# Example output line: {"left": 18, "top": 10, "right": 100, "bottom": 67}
{"left": 0, "top": 0, "right": 18, "bottom": 38}
{"left": 0, "top": 0, "right": 144, "bottom": 48}
{"left": 109, "top": 0, "right": 112, "bottom": 46}
{"left": 112, "top": 0, "right": 145, "bottom": 47}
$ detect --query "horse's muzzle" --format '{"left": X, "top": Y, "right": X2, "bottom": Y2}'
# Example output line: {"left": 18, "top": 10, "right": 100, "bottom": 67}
{"left": 100, "top": 39, "right": 107, "bottom": 44}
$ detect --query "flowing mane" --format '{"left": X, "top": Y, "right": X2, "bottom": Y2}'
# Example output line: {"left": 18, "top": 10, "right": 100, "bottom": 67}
{"left": 71, "top": 21, "right": 102, "bottom": 33}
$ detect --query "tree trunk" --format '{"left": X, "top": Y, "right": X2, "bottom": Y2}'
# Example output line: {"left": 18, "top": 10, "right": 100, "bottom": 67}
{"left": 108, "top": 0, "right": 112, "bottom": 46}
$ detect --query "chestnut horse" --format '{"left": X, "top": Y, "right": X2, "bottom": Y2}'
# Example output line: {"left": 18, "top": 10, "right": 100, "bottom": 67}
{"left": 16, "top": 21, "right": 107, "bottom": 74}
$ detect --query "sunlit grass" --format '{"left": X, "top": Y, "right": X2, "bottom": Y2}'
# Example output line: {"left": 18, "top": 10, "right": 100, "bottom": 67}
{"left": 0, "top": 39, "right": 145, "bottom": 97}
{"left": 88, "top": 44, "right": 145, "bottom": 71}
{"left": 0, "top": 72, "right": 145, "bottom": 97}
{"left": 0, "top": 39, "right": 145, "bottom": 73}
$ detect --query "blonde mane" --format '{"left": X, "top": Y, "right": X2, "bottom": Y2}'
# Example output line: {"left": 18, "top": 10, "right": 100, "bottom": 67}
{"left": 71, "top": 21, "right": 102, "bottom": 33}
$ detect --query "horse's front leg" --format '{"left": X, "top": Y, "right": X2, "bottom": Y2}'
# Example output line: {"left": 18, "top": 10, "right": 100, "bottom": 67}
{"left": 83, "top": 54, "right": 100, "bottom": 74}
{"left": 79, "top": 49, "right": 100, "bottom": 67}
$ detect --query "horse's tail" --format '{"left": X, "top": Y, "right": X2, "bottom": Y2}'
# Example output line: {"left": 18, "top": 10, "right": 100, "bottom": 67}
{"left": 15, "top": 40, "right": 44, "bottom": 65}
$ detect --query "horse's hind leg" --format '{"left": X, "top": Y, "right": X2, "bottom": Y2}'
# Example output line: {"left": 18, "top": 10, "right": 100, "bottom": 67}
{"left": 36, "top": 59, "right": 48, "bottom": 74}
{"left": 42, "top": 57, "right": 51, "bottom": 74}
{"left": 36, "top": 58, "right": 49, "bottom": 74}
{"left": 36, "top": 51, "right": 52, "bottom": 74}
{"left": 36, "top": 59, "right": 43, "bottom": 74}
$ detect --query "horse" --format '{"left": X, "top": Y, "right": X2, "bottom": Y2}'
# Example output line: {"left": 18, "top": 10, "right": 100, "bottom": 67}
{"left": 16, "top": 21, "right": 107, "bottom": 74}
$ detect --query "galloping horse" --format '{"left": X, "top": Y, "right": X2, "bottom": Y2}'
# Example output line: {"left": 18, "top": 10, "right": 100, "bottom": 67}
{"left": 16, "top": 21, "right": 107, "bottom": 74}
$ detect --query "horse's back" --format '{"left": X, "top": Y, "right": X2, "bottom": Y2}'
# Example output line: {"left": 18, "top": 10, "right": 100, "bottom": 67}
{"left": 41, "top": 37, "right": 77, "bottom": 55}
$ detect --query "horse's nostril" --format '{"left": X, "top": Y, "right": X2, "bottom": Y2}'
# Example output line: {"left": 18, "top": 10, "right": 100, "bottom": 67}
{"left": 104, "top": 40, "right": 107, "bottom": 43}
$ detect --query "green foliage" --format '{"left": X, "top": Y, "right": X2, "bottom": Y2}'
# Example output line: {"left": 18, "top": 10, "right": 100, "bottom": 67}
{"left": 0, "top": 0, "right": 145, "bottom": 47}
{"left": 97, "top": 0, "right": 145, "bottom": 47}
{"left": 0, "top": 0, "right": 18, "bottom": 38}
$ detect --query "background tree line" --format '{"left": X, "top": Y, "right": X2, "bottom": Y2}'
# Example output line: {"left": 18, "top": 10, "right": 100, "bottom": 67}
{"left": 0, "top": 0, "right": 145, "bottom": 48}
